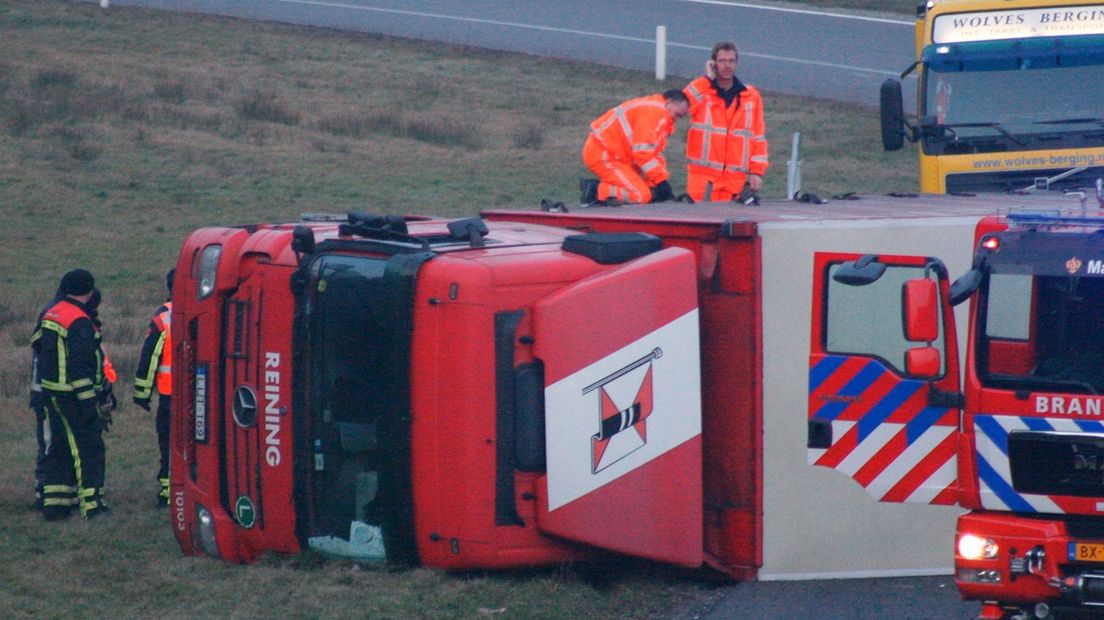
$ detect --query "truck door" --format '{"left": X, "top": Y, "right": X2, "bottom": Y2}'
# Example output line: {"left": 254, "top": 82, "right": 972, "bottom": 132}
{"left": 808, "top": 253, "right": 961, "bottom": 505}
{"left": 529, "top": 247, "right": 703, "bottom": 566}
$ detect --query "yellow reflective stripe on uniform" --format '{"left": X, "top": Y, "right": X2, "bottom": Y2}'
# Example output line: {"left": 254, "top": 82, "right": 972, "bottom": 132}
{"left": 75, "top": 389, "right": 96, "bottom": 401}
{"left": 78, "top": 487, "right": 99, "bottom": 498}
{"left": 55, "top": 400, "right": 86, "bottom": 499}
{"left": 71, "top": 378, "right": 92, "bottom": 388}
{"left": 44, "top": 484, "right": 77, "bottom": 493}
{"left": 43, "top": 497, "right": 78, "bottom": 507}
{"left": 40, "top": 320, "right": 69, "bottom": 338}
{"left": 40, "top": 380, "right": 73, "bottom": 391}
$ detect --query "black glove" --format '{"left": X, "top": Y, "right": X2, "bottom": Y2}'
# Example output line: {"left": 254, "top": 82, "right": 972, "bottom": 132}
{"left": 651, "top": 181, "right": 674, "bottom": 203}
{"left": 98, "top": 384, "right": 118, "bottom": 413}
{"left": 99, "top": 408, "right": 113, "bottom": 433}
{"left": 133, "top": 396, "right": 151, "bottom": 412}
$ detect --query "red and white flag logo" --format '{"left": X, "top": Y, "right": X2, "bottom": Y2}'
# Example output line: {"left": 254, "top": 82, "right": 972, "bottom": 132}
{"left": 585, "top": 348, "right": 660, "bottom": 473}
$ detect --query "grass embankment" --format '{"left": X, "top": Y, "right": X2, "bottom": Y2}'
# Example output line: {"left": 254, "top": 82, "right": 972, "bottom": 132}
{"left": 0, "top": 1, "right": 915, "bottom": 617}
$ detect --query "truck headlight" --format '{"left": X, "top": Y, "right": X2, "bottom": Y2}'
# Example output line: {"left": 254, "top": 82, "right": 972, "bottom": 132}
{"left": 958, "top": 534, "right": 998, "bottom": 560}
{"left": 196, "top": 503, "right": 220, "bottom": 557}
{"left": 196, "top": 245, "right": 222, "bottom": 300}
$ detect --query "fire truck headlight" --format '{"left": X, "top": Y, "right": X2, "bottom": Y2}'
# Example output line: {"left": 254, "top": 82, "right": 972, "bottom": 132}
{"left": 196, "top": 245, "right": 222, "bottom": 300}
{"left": 958, "top": 534, "right": 999, "bottom": 560}
{"left": 196, "top": 504, "right": 220, "bottom": 557}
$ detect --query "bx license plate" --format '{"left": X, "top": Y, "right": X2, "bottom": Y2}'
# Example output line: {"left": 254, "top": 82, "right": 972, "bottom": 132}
{"left": 1069, "top": 542, "right": 1104, "bottom": 563}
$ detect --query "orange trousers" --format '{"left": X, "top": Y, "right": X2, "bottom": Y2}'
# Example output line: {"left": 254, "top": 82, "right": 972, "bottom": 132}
{"left": 686, "top": 171, "right": 748, "bottom": 202}
{"left": 582, "top": 135, "right": 652, "bottom": 204}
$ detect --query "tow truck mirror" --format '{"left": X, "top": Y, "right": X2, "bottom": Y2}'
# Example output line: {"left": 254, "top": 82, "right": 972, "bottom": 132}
{"left": 880, "top": 79, "right": 905, "bottom": 151}
{"left": 902, "top": 278, "right": 938, "bottom": 342}
{"left": 832, "top": 254, "right": 886, "bottom": 286}
{"left": 949, "top": 269, "right": 982, "bottom": 306}
{"left": 905, "top": 346, "right": 940, "bottom": 378}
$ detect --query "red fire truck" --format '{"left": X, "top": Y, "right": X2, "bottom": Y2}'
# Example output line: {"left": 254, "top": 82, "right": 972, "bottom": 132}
{"left": 171, "top": 192, "right": 1100, "bottom": 594}
{"left": 806, "top": 203, "right": 1104, "bottom": 619}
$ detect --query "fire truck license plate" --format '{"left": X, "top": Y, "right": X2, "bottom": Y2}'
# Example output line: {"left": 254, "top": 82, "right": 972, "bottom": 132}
{"left": 1070, "top": 542, "right": 1104, "bottom": 563}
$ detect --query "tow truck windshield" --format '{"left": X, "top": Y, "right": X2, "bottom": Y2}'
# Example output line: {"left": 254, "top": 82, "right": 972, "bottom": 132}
{"left": 923, "top": 62, "right": 1104, "bottom": 154}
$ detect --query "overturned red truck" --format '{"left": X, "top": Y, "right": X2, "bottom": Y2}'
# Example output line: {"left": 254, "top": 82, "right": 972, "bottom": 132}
{"left": 170, "top": 192, "right": 1104, "bottom": 601}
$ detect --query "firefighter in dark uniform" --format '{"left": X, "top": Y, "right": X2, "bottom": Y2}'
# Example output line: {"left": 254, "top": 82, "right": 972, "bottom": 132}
{"left": 134, "top": 269, "right": 173, "bottom": 506}
{"left": 30, "top": 269, "right": 113, "bottom": 520}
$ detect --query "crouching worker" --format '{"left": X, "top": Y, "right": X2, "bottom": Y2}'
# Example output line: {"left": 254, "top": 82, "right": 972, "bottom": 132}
{"left": 580, "top": 89, "right": 689, "bottom": 206}
{"left": 30, "top": 269, "right": 112, "bottom": 520}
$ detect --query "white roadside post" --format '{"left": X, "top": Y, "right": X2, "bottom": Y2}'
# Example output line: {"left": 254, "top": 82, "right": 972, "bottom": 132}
{"left": 786, "top": 132, "right": 802, "bottom": 200}
{"left": 655, "top": 26, "right": 667, "bottom": 81}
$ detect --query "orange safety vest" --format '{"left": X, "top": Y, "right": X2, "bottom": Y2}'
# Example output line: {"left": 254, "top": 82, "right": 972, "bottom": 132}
{"left": 154, "top": 302, "right": 172, "bottom": 396}
{"left": 683, "top": 76, "right": 769, "bottom": 184}
{"left": 587, "top": 94, "right": 675, "bottom": 186}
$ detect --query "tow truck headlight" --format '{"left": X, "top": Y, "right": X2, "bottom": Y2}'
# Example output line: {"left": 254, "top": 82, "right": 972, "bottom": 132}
{"left": 958, "top": 534, "right": 999, "bottom": 560}
{"left": 196, "top": 245, "right": 222, "bottom": 300}
{"left": 195, "top": 503, "right": 220, "bottom": 557}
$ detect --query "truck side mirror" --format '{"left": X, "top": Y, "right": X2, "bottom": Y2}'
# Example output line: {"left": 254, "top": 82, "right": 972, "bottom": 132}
{"left": 905, "top": 346, "right": 941, "bottom": 378}
{"left": 949, "top": 269, "right": 982, "bottom": 306}
{"left": 880, "top": 79, "right": 905, "bottom": 152}
{"left": 291, "top": 225, "right": 315, "bottom": 256}
{"left": 832, "top": 254, "right": 886, "bottom": 286}
{"left": 902, "top": 278, "right": 938, "bottom": 342}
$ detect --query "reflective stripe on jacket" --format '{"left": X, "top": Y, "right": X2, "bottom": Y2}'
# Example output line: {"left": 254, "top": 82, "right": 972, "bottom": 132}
{"left": 135, "top": 302, "right": 171, "bottom": 398}
{"left": 683, "top": 76, "right": 769, "bottom": 180}
{"left": 30, "top": 299, "right": 101, "bottom": 402}
{"left": 588, "top": 94, "right": 675, "bottom": 186}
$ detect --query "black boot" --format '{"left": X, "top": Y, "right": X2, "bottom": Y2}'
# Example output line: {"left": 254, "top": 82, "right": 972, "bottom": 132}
{"left": 579, "top": 178, "right": 599, "bottom": 205}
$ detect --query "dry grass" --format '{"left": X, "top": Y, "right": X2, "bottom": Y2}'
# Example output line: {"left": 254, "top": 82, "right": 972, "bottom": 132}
{"left": 0, "top": 1, "right": 916, "bottom": 618}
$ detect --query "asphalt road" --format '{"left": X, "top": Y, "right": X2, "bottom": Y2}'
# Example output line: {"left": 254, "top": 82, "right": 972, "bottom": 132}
{"left": 92, "top": 0, "right": 917, "bottom": 108}
{"left": 672, "top": 575, "right": 982, "bottom": 620}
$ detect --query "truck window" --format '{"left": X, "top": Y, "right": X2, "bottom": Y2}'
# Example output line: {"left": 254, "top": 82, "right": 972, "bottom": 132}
{"left": 923, "top": 56, "right": 1104, "bottom": 157}
{"left": 304, "top": 254, "right": 392, "bottom": 560}
{"left": 985, "top": 274, "right": 1032, "bottom": 340}
{"left": 981, "top": 274, "right": 1104, "bottom": 394}
{"left": 825, "top": 263, "right": 944, "bottom": 376}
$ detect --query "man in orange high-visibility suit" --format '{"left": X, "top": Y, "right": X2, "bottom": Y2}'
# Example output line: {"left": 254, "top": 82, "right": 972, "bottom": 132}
{"left": 134, "top": 269, "right": 173, "bottom": 506}
{"left": 683, "top": 41, "right": 769, "bottom": 202}
{"left": 580, "top": 89, "right": 689, "bottom": 206}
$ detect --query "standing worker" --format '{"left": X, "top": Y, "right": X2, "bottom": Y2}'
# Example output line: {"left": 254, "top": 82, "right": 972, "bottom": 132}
{"left": 134, "top": 269, "right": 173, "bottom": 506}
{"left": 579, "top": 89, "right": 689, "bottom": 206}
{"left": 30, "top": 269, "right": 112, "bottom": 520}
{"left": 683, "top": 42, "right": 769, "bottom": 202}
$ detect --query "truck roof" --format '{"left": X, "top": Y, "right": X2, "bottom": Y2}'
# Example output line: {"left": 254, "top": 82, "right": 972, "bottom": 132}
{"left": 484, "top": 192, "right": 1095, "bottom": 235}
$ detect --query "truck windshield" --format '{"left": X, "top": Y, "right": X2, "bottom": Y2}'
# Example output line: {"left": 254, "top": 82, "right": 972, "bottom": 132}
{"left": 302, "top": 254, "right": 393, "bottom": 561}
{"left": 980, "top": 271, "right": 1104, "bottom": 395}
{"left": 923, "top": 62, "right": 1104, "bottom": 153}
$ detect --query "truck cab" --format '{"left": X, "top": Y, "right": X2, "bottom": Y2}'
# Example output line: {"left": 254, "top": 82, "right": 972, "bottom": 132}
{"left": 169, "top": 214, "right": 703, "bottom": 570}
{"left": 809, "top": 208, "right": 1104, "bottom": 617}
{"left": 880, "top": 0, "right": 1104, "bottom": 193}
